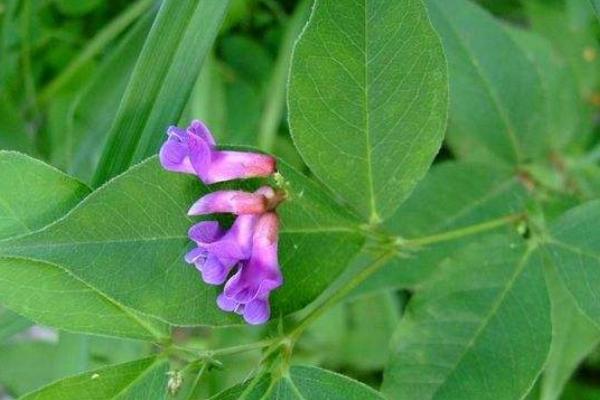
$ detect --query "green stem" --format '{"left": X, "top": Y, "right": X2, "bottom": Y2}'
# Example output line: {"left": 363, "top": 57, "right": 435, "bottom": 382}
{"left": 403, "top": 213, "right": 524, "bottom": 248}
{"left": 172, "top": 338, "right": 277, "bottom": 360}
{"left": 38, "top": 0, "right": 153, "bottom": 103}
{"left": 289, "top": 250, "right": 396, "bottom": 340}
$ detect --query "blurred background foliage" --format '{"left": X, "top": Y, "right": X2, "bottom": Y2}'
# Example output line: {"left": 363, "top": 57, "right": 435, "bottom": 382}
{"left": 0, "top": 0, "right": 598, "bottom": 399}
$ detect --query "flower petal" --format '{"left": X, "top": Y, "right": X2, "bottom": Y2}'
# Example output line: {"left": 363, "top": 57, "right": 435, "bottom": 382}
{"left": 243, "top": 298, "right": 270, "bottom": 325}
{"left": 188, "top": 120, "right": 216, "bottom": 146}
{"left": 216, "top": 293, "right": 238, "bottom": 312}
{"left": 188, "top": 221, "right": 223, "bottom": 244}
{"left": 198, "top": 254, "right": 233, "bottom": 285}
{"left": 159, "top": 137, "right": 195, "bottom": 174}
{"left": 188, "top": 190, "right": 268, "bottom": 216}
{"left": 202, "top": 151, "right": 276, "bottom": 184}
{"left": 184, "top": 247, "right": 206, "bottom": 264}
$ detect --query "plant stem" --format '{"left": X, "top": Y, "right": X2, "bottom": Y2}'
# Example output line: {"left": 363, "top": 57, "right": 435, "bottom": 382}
{"left": 403, "top": 213, "right": 523, "bottom": 248}
{"left": 38, "top": 0, "right": 153, "bottom": 103}
{"left": 289, "top": 250, "right": 396, "bottom": 340}
{"left": 172, "top": 338, "right": 277, "bottom": 360}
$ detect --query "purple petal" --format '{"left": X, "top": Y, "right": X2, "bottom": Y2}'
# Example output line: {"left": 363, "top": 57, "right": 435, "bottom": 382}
{"left": 202, "top": 150, "right": 276, "bottom": 184}
{"left": 187, "top": 132, "right": 214, "bottom": 181}
{"left": 159, "top": 137, "right": 195, "bottom": 174}
{"left": 198, "top": 254, "right": 234, "bottom": 285}
{"left": 188, "top": 120, "right": 216, "bottom": 146}
{"left": 188, "top": 221, "right": 224, "bottom": 244}
{"left": 184, "top": 247, "right": 206, "bottom": 264}
{"left": 243, "top": 298, "right": 270, "bottom": 325}
{"left": 207, "top": 241, "right": 247, "bottom": 262}
{"left": 216, "top": 293, "right": 238, "bottom": 312}
{"left": 188, "top": 191, "right": 268, "bottom": 216}
{"left": 166, "top": 126, "right": 188, "bottom": 139}
{"left": 222, "top": 213, "right": 282, "bottom": 305}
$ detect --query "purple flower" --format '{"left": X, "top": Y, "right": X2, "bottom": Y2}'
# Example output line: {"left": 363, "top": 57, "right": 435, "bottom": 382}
{"left": 188, "top": 186, "right": 275, "bottom": 216}
{"left": 185, "top": 215, "right": 259, "bottom": 285}
{"left": 217, "top": 212, "right": 283, "bottom": 325}
{"left": 159, "top": 120, "right": 276, "bottom": 184}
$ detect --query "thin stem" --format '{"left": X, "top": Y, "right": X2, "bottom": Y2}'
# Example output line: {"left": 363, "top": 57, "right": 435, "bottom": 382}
{"left": 403, "top": 213, "right": 524, "bottom": 248}
{"left": 38, "top": 0, "right": 153, "bottom": 103}
{"left": 287, "top": 213, "right": 523, "bottom": 340}
{"left": 172, "top": 338, "right": 277, "bottom": 360}
{"left": 289, "top": 250, "right": 396, "bottom": 340}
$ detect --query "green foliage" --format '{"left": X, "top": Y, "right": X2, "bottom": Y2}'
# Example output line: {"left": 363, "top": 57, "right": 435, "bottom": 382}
{"left": 20, "top": 357, "right": 169, "bottom": 400}
{"left": 0, "top": 151, "right": 90, "bottom": 240}
{"left": 92, "top": 0, "right": 231, "bottom": 186}
{"left": 211, "top": 365, "right": 385, "bottom": 399}
{"left": 382, "top": 235, "right": 551, "bottom": 400}
{"left": 288, "top": 0, "right": 448, "bottom": 222}
{"left": 0, "top": 0, "right": 599, "bottom": 398}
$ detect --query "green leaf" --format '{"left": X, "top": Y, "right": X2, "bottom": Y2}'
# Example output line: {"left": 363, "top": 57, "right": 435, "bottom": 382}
{"left": 0, "top": 257, "right": 169, "bottom": 340}
{"left": 92, "top": 0, "right": 230, "bottom": 186}
{"left": 212, "top": 365, "right": 385, "bottom": 399}
{"left": 507, "top": 27, "right": 581, "bottom": 151}
{"left": 0, "top": 307, "right": 32, "bottom": 341}
{"left": 0, "top": 151, "right": 90, "bottom": 240}
{"left": 539, "top": 263, "right": 600, "bottom": 400}
{"left": 20, "top": 357, "right": 169, "bottom": 400}
{"left": 0, "top": 157, "right": 363, "bottom": 325}
{"left": 357, "top": 161, "right": 527, "bottom": 293}
{"left": 426, "top": 0, "right": 547, "bottom": 164}
{"left": 546, "top": 200, "right": 600, "bottom": 327}
{"left": 382, "top": 235, "right": 551, "bottom": 400}
{"left": 63, "top": 13, "right": 153, "bottom": 183}
{"left": 288, "top": 0, "right": 448, "bottom": 222}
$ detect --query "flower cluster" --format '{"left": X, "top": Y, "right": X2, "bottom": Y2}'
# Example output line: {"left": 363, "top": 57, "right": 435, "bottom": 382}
{"left": 160, "top": 120, "right": 283, "bottom": 325}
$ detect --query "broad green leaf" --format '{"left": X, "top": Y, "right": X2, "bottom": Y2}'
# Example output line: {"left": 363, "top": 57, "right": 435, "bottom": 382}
{"left": 508, "top": 27, "right": 581, "bottom": 151}
{"left": 63, "top": 13, "right": 153, "bottom": 183}
{"left": 426, "top": 0, "right": 546, "bottom": 165}
{"left": 212, "top": 365, "right": 385, "bottom": 399}
{"left": 0, "top": 257, "right": 169, "bottom": 340}
{"left": 0, "top": 307, "right": 32, "bottom": 341}
{"left": 288, "top": 0, "right": 448, "bottom": 222}
{"left": 20, "top": 357, "right": 169, "bottom": 400}
{"left": 539, "top": 263, "right": 600, "bottom": 400}
{"left": 357, "top": 161, "right": 528, "bottom": 293}
{"left": 93, "top": 0, "right": 230, "bottom": 186}
{"left": 382, "top": 235, "right": 551, "bottom": 400}
{"left": 0, "top": 151, "right": 90, "bottom": 240}
{"left": 0, "top": 157, "right": 363, "bottom": 325}
{"left": 546, "top": 200, "right": 600, "bottom": 327}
